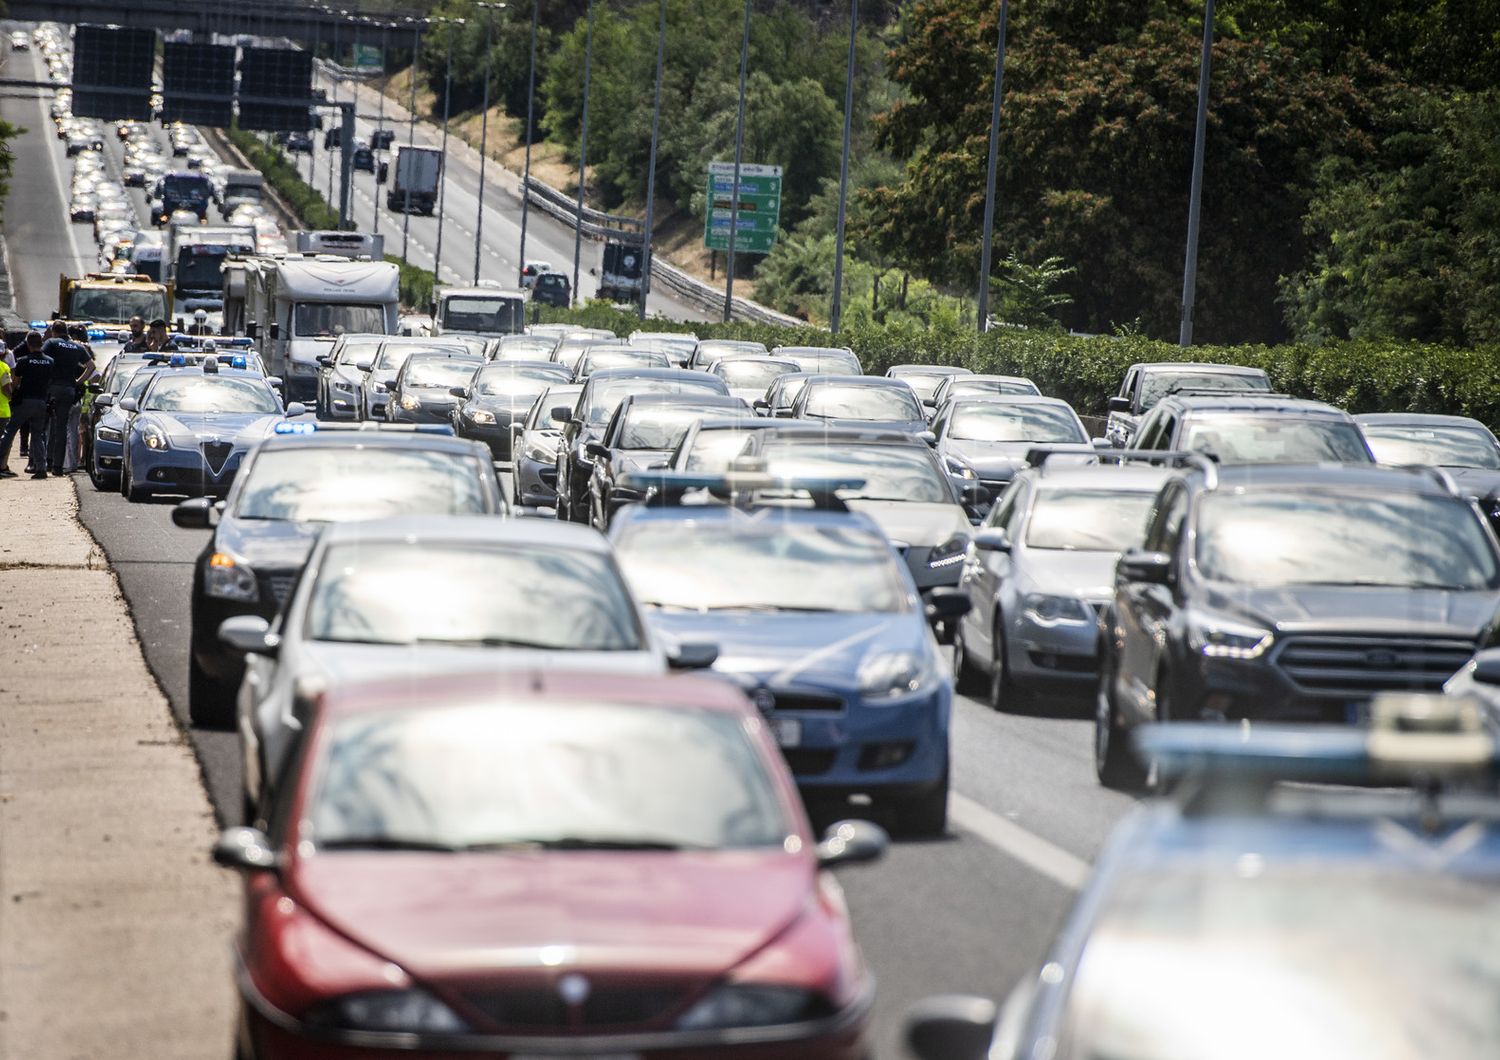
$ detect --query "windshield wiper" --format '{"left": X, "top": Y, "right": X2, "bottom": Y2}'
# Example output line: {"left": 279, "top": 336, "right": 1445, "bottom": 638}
{"left": 480, "top": 836, "right": 701, "bottom": 852}
{"left": 318, "top": 836, "right": 466, "bottom": 852}
{"left": 412, "top": 636, "right": 562, "bottom": 650}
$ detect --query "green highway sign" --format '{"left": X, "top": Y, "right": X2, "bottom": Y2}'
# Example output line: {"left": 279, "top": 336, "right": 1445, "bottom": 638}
{"left": 703, "top": 162, "right": 782, "bottom": 254}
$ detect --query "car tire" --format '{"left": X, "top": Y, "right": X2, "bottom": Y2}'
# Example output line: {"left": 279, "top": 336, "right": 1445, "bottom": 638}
{"left": 951, "top": 622, "right": 984, "bottom": 696}
{"left": 988, "top": 619, "right": 1024, "bottom": 712}
{"left": 1095, "top": 648, "right": 1147, "bottom": 790}
{"left": 89, "top": 452, "right": 116, "bottom": 492}
{"left": 123, "top": 460, "right": 150, "bottom": 502}
{"left": 188, "top": 645, "right": 236, "bottom": 730}
{"left": 894, "top": 767, "right": 950, "bottom": 838}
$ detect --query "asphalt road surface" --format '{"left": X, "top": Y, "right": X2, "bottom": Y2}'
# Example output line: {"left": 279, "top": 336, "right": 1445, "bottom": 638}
{"left": 3, "top": 36, "right": 1141, "bottom": 1057}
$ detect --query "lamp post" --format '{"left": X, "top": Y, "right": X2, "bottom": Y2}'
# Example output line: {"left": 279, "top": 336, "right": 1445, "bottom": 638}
{"left": 517, "top": 0, "right": 539, "bottom": 286}
{"left": 829, "top": 0, "right": 858, "bottom": 334}
{"left": 1178, "top": 0, "right": 1216, "bottom": 346}
{"left": 326, "top": 11, "right": 345, "bottom": 206}
{"left": 372, "top": 19, "right": 391, "bottom": 235}
{"left": 722, "top": 0, "right": 752, "bottom": 322}
{"left": 571, "top": 0, "right": 595, "bottom": 306}
{"left": 474, "top": 2, "right": 506, "bottom": 284}
{"left": 975, "top": 0, "right": 1009, "bottom": 333}
{"left": 401, "top": 17, "right": 423, "bottom": 265}
{"left": 432, "top": 15, "right": 463, "bottom": 285}
{"left": 639, "top": 0, "right": 667, "bottom": 319}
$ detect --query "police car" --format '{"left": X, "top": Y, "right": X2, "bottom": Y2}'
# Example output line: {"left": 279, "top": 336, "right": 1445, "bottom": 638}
{"left": 609, "top": 466, "right": 971, "bottom": 835}
{"left": 118, "top": 356, "right": 305, "bottom": 501}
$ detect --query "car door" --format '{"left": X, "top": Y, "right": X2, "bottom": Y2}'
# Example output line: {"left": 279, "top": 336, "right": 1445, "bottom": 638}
{"left": 962, "top": 479, "right": 1028, "bottom": 662}
{"left": 1115, "top": 483, "right": 1188, "bottom": 721}
{"left": 1107, "top": 368, "right": 1139, "bottom": 444}
{"left": 592, "top": 406, "right": 628, "bottom": 525}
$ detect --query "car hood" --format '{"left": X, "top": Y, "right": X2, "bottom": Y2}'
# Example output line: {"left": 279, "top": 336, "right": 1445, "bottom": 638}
{"left": 216, "top": 516, "right": 323, "bottom": 572}
{"left": 146, "top": 410, "right": 282, "bottom": 448}
{"left": 296, "top": 641, "right": 665, "bottom": 685}
{"left": 1201, "top": 584, "right": 1500, "bottom": 637}
{"left": 647, "top": 609, "right": 919, "bottom": 687}
{"left": 292, "top": 849, "right": 813, "bottom": 981}
{"left": 942, "top": 438, "right": 1069, "bottom": 477}
{"left": 610, "top": 449, "right": 673, "bottom": 475}
{"left": 842, "top": 500, "right": 970, "bottom": 548}
{"left": 1019, "top": 547, "right": 1121, "bottom": 601}
{"left": 809, "top": 416, "right": 927, "bottom": 435}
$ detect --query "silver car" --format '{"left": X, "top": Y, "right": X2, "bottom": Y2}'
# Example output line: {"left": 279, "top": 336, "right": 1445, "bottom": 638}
{"left": 511, "top": 383, "right": 583, "bottom": 507}
{"left": 224, "top": 514, "right": 673, "bottom": 824}
{"left": 954, "top": 460, "right": 1172, "bottom": 710}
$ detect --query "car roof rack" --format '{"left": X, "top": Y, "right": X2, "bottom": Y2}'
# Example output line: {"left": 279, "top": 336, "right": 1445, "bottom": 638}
{"left": 617, "top": 466, "right": 867, "bottom": 513}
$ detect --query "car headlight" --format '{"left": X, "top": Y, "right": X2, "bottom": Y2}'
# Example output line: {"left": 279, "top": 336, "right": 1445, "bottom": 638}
{"left": 1023, "top": 593, "right": 1093, "bottom": 626}
{"left": 523, "top": 441, "right": 555, "bottom": 463}
{"left": 1189, "top": 614, "right": 1273, "bottom": 659}
{"left": 676, "top": 984, "right": 822, "bottom": 1030}
{"left": 304, "top": 989, "right": 469, "bottom": 1034}
{"left": 928, "top": 534, "right": 969, "bottom": 569}
{"left": 331, "top": 378, "right": 355, "bottom": 393}
{"left": 398, "top": 394, "right": 421, "bottom": 411}
{"left": 97, "top": 425, "right": 123, "bottom": 442}
{"left": 944, "top": 455, "right": 977, "bottom": 481}
{"left": 140, "top": 423, "right": 169, "bottom": 450}
{"left": 469, "top": 409, "right": 496, "bottom": 424}
{"left": 858, "top": 649, "right": 939, "bottom": 699}
{"left": 204, "top": 552, "right": 258, "bottom": 602}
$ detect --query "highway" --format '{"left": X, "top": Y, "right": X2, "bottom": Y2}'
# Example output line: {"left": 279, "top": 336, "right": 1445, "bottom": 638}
{"left": 1, "top": 39, "right": 1140, "bottom": 1058}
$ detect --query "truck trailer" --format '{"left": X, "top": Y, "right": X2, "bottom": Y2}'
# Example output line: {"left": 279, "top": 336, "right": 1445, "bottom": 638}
{"left": 385, "top": 146, "right": 442, "bottom": 215}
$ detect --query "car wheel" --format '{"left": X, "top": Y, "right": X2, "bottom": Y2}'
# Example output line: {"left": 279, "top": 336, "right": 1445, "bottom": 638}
{"left": 88, "top": 452, "right": 112, "bottom": 491}
{"left": 188, "top": 644, "right": 236, "bottom": 730}
{"left": 988, "top": 619, "right": 1024, "bottom": 712}
{"left": 894, "top": 766, "right": 949, "bottom": 838}
{"left": 1095, "top": 648, "right": 1147, "bottom": 790}
{"left": 951, "top": 621, "right": 984, "bottom": 696}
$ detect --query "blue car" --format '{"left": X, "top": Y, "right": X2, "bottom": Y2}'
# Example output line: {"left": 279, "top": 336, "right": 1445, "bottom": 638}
{"left": 610, "top": 470, "right": 971, "bottom": 835}
{"left": 119, "top": 360, "right": 304, "bottom": 501}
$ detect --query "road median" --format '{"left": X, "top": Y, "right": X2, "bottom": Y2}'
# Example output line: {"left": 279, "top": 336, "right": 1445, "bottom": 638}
{"left": 0, "top": 478, "right": 237, "bottom": 1059}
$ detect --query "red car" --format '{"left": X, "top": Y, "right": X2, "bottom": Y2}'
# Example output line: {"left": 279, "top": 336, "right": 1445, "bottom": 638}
{"left": 215, "top": 669, "right": 887, "bottom": 1059}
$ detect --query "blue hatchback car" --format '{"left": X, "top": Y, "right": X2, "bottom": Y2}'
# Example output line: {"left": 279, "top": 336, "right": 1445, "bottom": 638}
{"left": 119, "top": 360, "right": 304, "bottom": 501}
{"left": 610, "top": 471, "right": 971, "bottom": 834}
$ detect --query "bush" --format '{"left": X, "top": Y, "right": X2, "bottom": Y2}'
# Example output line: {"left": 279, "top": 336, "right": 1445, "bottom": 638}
{"left": 224, "top": 127, "right": 340, "bottom": 231}
{"left": 386, "top": 256, "right": 435, "bottom": 312}
{"left": 533, "top": 304, "right": 1500, "bottom": 427}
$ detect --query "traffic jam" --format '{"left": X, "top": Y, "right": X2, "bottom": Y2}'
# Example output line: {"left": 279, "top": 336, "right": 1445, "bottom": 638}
{"left": 28, "top": 19, "right": 1500, "bottom": 1060}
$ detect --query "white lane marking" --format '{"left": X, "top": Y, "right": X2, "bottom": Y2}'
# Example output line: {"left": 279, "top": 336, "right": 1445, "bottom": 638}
{"left": 949, "top": 792, "right": 1091, "bottom": 891}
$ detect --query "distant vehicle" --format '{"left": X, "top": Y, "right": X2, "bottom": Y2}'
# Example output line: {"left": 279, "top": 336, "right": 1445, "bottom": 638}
{"left": 57, "top": 271, "right": 169, "bottom": 326}
{"left": 519, "top": 259, "right": 553, "bottom": 289}
{"left": 532, "top": 270, "right": 571, "bottom": 307}
{"left": 350, "top": 142, "right": 374, "bottom": 172}
{"left": 1106, "top": 361, "right": 1271, "bottom": 447}
{"left": 284, "top": 131, "right": 313, "bottom": 154}
{"left": 886, "top": 364, "right": 972, "bottom": 405}
{"left": 154, "top": 171, "right": 214, "bottom": 224}
{"left": 1130, "top": 393, "right": 1373, "bottom": 466}
{"left": 369, "top": 128, "right": 395, "bottom": 151}
{"left": 322, "top": 126, "right": 341, "bottom": 150}
{"left": 596, "top": 239, "right": 645, "bottom": 304}
{"left": 217, "top": 169, "right": 263, "bottom": 219}
{"left": 386, "top": 145, "right": 442, "bottom": 214}
{"left": 430, "top": 285, "right": 527, "bottom": 338}
{"left": 10, "top": 31, "right": 30, "bottom": 50}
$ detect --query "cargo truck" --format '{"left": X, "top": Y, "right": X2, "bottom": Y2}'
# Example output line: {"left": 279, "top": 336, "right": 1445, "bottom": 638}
{"left": 430, "top": 284, "right": 527, "bottom": 338}
{"left": 166, "top": 221, "right": 257, "bottom": 316}
{"left": 385, "top": 145, "right": 442, "bottom": 215}
{"left": 596, "top": 238, "right": 646, "bottom": 305}
{"left": 218, "top": 169, "right": 265, "bottom": 219}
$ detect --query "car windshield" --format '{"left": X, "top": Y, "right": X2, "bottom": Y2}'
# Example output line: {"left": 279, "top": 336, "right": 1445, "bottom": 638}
{"left": 759, "top": 443, "right": 953, "bottom": 504}
{"left": 107, "top": 360, "right": 147, "bottom": 394}
{"left": 948, "top": 379, "right": 1039, "bottom": 399}
{"left": 491, "top": 338, "right": 555, "bottom": 360}
{"left": 620, "top": 405, "right": 724, "bottom": 450}
{"left": 142, "top": 375, "right": 278, "bottom": 414}
{"left": 1027, "top": 489, "right": 1159, "bottom": 551}
{"left": 1140, "top": 370, "right": 1270, "bottom": 410}
{"left": 803, "top": 384, "right": 922, "bottom": 422}
{"left": 1362, "top": 425, "right": 1500, "bottom": 469}
{"left": 585, "top": 378, "right": 722, "bottom": 424}
{"left": 893, "top": 373, "right": 956, "bottom": 402}
{"left": 69, "top": 287, "right": 166, "bottom": 324}
{"left": 583, "top": 349, "right": 669, "bottom": 374}
{"left": 1181, "top": 416, "right": 1372, "bottom": 464}
{"left": 176, "top": 247, "right": 245, "bottom": 290}
{"left": 335, "top": 338, "right": 383, "bottom": 365}
{"left": 306, "top": 542, "right": 641, "bottom": 650}
{"left": 684, "top": 427, "right": 759, "bottom": 471}
{"left": 618, "top": 520, "right": 908, "bottom": 613}
{"left": 405, "top": 359, "right": 478, "bottom": 389}
{"left": 1058, "top": 866, "right": 1500, "bottom": 1060}
{"left": 440, "top": 295, "right": 525, "bottom": 335}
{"left": 308, "top": 702, "right": 791, "bottom": 852}
{"left": 698, "top": 343, "right": 767, "bottom": 364}
{"left": 474, "top": 365, "right": 567, "bottom": 397}
{"left": 781, "top": 350, "right": 859, "bottom": 374}
{"left": 949, "top": 404, "right": 1084, "bottom": 443}
{"left": 1197, "top": 491, "right": 1500, "bottom": 589}
{"left": 375, "top": 344, "right": 461, "bottom": 371}
{"left": 773, "top": 377, "right": 811, "bottom": 409}
{"left": 234, "top": 448, "right": 487, "bottom": 521}
{"left": 294, "top": 303, "right": 386, "bottom": 338}
{"left": 716, "top": 360, "right": 792, "bottom": 389}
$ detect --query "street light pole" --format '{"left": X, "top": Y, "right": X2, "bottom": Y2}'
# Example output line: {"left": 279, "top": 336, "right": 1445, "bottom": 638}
{"left": 1178, "top": 0, "right": 1215, "bottom": 347}
{"left": 975, "top": 0, "right": 1009, "bottom": 333}
{"left": 327, "top": 14, "right": 342, "bottom": 205}
{"left": 723, "top": 0, "right": 752, "bottom": 322}
{"left": 401, "top": 18, "right": 422, "bottom": 265}
{"left": 373, "top": 20, "right": 389, "bottom": 235}
{"left": 829, "top": 0, "right": 858, "bottom": 335}
{"left": 432, "top": 17, "right": 462, "bottom": 286}
{"left": 517, "top": 0, "right": 538, "bottom": 286}
{"left": 571, "top": 0, "right": 595, "bottom": 307}
{"left": 474, "top": 2, "right": 505, "bottom": 284}
{"left": 639, "top": 0, "right": 667, "bottom": 320}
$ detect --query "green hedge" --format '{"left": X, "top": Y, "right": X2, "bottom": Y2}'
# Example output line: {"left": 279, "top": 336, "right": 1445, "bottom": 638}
{"left": 225, "top": 127, "right": 341, "bottom": 232}
{"left": 386, "top": 255, "right": 436, "bottom": 313}
{"left": 535, "top": 303, "right": 1500, "bottom": 426}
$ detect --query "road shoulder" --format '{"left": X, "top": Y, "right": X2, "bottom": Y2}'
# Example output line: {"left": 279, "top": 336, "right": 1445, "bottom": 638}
{"left": 0, "top": 478, "right": 237, "bottom": 1059}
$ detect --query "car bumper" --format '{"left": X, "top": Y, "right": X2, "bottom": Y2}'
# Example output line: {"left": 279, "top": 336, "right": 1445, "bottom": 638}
{"left": 325, "top": 389, "right": 360, "bottom": 420}
{"left": 1007, "top": 610, "right": 1104, "bottom": 686}
{"left": 93, "top": 435, "right": 124, "bottom": 469}
{"left": 284, "top": 366, "right": 319, "bottom": 404}
{"left": 1174, "top": 650, "right": 1450, "bottom": 725}
{"left": 457, "top": 421, "right": 516, "bottom": 461}
{"left": 513, "top": 454, "right": 558, "bottom": 503}
{"left": 130, "top": 446, "right": 246, "bottom": 496}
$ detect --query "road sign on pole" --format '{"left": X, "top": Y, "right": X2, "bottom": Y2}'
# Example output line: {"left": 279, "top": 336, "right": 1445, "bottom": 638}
{"left": 703, "top": 162, "right": 782, "bottom": 255}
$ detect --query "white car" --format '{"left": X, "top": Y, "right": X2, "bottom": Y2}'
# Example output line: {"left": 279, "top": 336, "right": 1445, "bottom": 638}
{"left": 520, "top": 260, "right": 554, "bottom": 289}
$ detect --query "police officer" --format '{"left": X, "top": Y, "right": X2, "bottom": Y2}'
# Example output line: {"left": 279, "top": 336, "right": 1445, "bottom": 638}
{"left": 38, "top": 322, "right": 94, "bottom": 477}
{"left": 120, "top": 315, "right": 150, "bottom": 353}
{"left": 0, "top": 332, "right": 52, "bottom": 478}
{"left": 186, "top": 308, "right": 213, "bottom": 336}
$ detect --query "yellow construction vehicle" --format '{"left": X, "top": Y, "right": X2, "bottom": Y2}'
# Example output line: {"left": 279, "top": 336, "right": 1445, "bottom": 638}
{"left": 56, "top": 272, "right": 172, "bottom": 327}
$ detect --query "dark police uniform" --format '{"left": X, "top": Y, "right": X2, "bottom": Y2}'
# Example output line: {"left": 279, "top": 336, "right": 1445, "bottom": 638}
{"left": 0, "top": 349, "right": 53, "bottom": 475}
{"left": 39, "top": 337, "right": 93, "bottom": 474}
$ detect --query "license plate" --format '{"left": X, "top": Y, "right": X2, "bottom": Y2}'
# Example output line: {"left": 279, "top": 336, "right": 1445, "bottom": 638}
{"left": 772, "top": 718, "right": 802, "bottom": 748}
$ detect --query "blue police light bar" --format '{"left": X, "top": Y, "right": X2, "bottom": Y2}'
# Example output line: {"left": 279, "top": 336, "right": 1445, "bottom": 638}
{"left": 228, "top": 355, "right": 248, "bottom": 370}
{"left": 29, "top": 319, "right": 47, "bottom": 330}
{"left": 86, "top": 327, "right": 109, "bottom": 341}
{"left": 168, "top": 353, "right": 189, "bottom": 366}
{"left": 273, "top": 421, "right": 319, "bottom": 435}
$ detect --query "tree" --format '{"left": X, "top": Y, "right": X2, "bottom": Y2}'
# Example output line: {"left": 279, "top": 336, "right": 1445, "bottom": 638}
{"left": 990, "top": 254, "right": 1074, "bottom": 329}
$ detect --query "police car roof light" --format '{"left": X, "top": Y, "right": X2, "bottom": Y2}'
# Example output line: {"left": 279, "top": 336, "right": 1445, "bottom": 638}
{"left": 273, "top": 421, "right": 319, "bottom": 435}
{"left": 229, "top": 355, "right": 248, "bottom": 370}
{"left": 168, "top": 353, "right": 189, "bottom": 366}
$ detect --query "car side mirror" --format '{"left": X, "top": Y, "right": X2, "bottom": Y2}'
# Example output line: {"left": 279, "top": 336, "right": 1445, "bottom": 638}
{"left": 904, "top": 995, "right": 999, "bottom": 1060}
{"left": 816, "top": 819, "right": 888, "bottom": 867}
{"left": 448, "top": 386, "right": 469, "bottom": 398}
{"left": 94, "top": 393, "right": 115, "bottom": 408}
{"left": 1471, "top": 650, "right": 1500, "bottom": 685}
{"left": 519, "top": 489, "right": 556, "bottom": 509}
{"left": 379, "top": 381, "right": 394, "bottom": 392}
{"left": 118, "top": 397, "right": 139, "bottom": 413}
{"left": 316, "top": 355, "right": 333, "bottom": 367}
{"left": 219, "top": 615, "right": 281, "bottom": 657}
{"left": 1091, "top": 437, "right": 1112, "bottom": 449}
{"left": 919, "top": 430, "right": 937, "bottom": 446}
{"left": 171, "top": 496, "right": 217, "bottom": 529}
{"left": 925, "top": 587, "right": 971, "bottom": 630}
{"left": 752, "top": 398, "right": 770, "bottom": 411}
{"left": 1107, "top": 396, "right": 1131, "bottom": 414}
{"left": 923, "top": 397, "right": 937, "bottom": 408}
{"left": 550, "top": 405, "right": 572, "bottom": 425}
{"left": 1118, "top": 548, "right": 1174, "bottom": 586}
{"left": 585, "top": 441, "right": 610, "bottom": 460}
{"left": 268, "top": 322, "right": 280, "bottom": 340}
{"left": 960, "top": 482, "right": 989, "bottom": 508}
{"left": 667, "top": 640, "right": 719, "bottom": 671}
{"left": 355, "top": 360, "right": 373, "bottom": 372}
{"left": 973, "top": 528, "right": 1010, "bottom": 553}
{"left": 212, "top": 827, "right": 278, "bottom": 873}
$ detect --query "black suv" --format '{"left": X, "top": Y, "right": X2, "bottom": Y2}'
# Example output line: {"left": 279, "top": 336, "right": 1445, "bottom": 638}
{"left": 1096, "top": 462, "right": 1500, "bottom": 788}
{"left": 533, "top": 271, "right": 571, "bottom": 308}
{"left": 1130, "top": 393, "right": 1373, "bottom": 465}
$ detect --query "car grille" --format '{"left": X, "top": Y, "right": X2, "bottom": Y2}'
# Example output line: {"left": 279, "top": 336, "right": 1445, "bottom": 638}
{"left": 459, "top": 984, "right": 690, "bottom": 1029}
{"left": 201, "top": 440, "right": 234, "bottom": 475}
{"left": 1272, "top": 635, "right": 1476, "bottom": 695}
{"left": 264, "top": 573, "right": 296, "bottom": 606}
{"left": 783, "top": 749, "right": 837, "bottom": 776}
{"left": 765, "top": 690, "right": 844, "bottom": 713}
